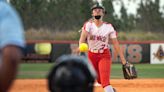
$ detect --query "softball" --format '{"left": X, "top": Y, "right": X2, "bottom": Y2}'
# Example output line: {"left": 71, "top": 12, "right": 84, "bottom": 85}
{"left": 35, "top": 43, "right": 52, "bottom": 55}
{"left": 79, "top": 43, "right": 88, "bottom": 52}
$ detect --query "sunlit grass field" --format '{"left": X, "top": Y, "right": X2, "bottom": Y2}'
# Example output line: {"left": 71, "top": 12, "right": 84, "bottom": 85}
{"left": 17, "top": 63, "right": 164, "bottom": 79}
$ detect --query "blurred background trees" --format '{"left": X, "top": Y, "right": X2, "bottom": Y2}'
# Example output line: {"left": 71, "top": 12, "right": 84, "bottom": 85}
{"left": 10, "top": 0, "right": 94, "bottom": 31}
{"left": 9, "top": 0, "right": 164, "bottom": 40}
{"left": 136, "top": 0, "right": 164, "bottom": 32}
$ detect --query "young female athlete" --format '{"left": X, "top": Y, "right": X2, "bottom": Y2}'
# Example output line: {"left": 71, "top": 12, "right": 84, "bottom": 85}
{"left": 79, "top": 3, "right": 126, "bottom": 92}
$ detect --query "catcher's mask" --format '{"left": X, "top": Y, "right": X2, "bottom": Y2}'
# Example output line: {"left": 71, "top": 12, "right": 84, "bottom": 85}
{"left": 48, "top": 55, "right": 96, "bottom": 92}
{"left": 91, "top": 3, "right": 107, "bottom": 14}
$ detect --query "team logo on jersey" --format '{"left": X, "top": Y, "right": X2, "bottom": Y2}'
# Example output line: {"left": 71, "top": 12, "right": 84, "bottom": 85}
{"left": 153, "top": 45, "right": 164, "bottom": 61}
{"left": 90, "top": 35, "right": 106, "bottom": 42}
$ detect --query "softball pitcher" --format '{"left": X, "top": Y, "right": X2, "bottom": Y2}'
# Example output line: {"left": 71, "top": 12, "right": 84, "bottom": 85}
{"left": 79, "top": 3, "right": 127, "bottom": 92}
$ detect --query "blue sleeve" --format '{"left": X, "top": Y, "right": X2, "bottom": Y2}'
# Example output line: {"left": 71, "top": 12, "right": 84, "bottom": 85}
{"left": 0, "top": 2, "right": 25, "bottom": 49}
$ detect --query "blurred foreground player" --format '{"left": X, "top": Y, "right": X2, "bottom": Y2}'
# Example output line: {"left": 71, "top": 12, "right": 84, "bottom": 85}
{"left": 48, "top": 55, "right": 96, "bottom": 92}
{"left": 0, "top": 0, "right": 25, "bottom": 92}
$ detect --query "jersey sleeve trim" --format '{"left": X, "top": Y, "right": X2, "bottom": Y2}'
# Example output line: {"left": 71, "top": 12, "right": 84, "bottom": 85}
{"left": 106, "top": 23, "right": 117, "bottom": 39}
{"left": 82, "top": 20, "right": 92, "bottom": 33}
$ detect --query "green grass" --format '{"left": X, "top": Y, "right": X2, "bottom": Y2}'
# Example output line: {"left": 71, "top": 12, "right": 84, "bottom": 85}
{"left": 17, "top": 63, "right": 164, "bottom": 79}
{"left": 118, "top": 31, "right": 164, "bottom": 41}
{"left": 25, "top": 29, "right": 80, "bottom": 40}
{"left": 111, "top": 64, "right": 164, "bottom": 79}
{"left": 17, "top": 63, "right": 53, "bottom": 79}
{"left": 136, "top": 64, "right": 164, "bottom": 78}
{"left": 25, "top": 29, "right": 164, "bottom": 41}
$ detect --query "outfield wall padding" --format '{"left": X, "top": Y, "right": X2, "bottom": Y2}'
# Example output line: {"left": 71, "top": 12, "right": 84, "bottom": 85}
{"left": 22, "top": 41, "right": 164, "bottom": 63}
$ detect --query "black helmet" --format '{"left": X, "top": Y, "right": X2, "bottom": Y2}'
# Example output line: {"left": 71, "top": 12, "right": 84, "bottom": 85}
{"left": 48, "top": 55, "right": 96, "bottom": 92}
{"left": 91, "top": 3, "right": 106, "bottom": 14}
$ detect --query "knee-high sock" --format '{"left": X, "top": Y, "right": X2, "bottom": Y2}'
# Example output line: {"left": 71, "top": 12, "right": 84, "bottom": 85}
{"left": 104, "top": 85, "right": 114, "bottom": 92}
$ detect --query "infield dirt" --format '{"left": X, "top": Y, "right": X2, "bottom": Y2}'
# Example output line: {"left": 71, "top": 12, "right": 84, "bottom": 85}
{"left": 10, "top": 79, "right": 164, "bottom": 92}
